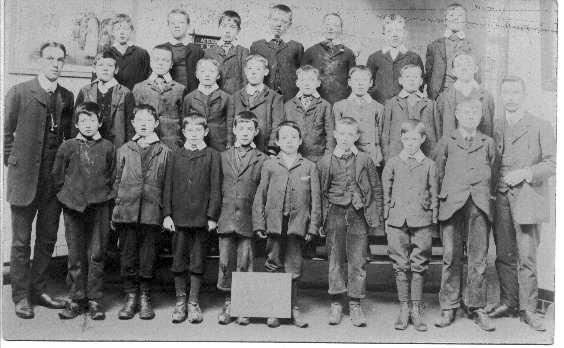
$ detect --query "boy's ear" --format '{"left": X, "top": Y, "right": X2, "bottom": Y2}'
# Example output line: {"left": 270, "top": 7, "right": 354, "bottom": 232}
{"left": 253, "top": 128, "right": 260, "bottom": 137}
{"left": 154, "top": 120, "right": 159, "bottom": 128}
{"left": 204, "top": 128, "right": 209, "bottom": 136}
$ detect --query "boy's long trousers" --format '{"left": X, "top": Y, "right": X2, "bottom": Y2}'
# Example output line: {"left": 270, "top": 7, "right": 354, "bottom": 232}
{"left": 118, "top": 223, "right": 160, "bottom": 292}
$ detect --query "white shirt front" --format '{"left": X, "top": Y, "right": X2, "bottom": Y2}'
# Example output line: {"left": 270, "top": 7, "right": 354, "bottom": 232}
{"left": 38, "top": 73, "right": 58, "bottom": 93}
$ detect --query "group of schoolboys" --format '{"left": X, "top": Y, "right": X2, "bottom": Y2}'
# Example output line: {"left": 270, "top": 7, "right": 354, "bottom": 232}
{"left": 5, "top": 2, "right": 554, "bottom": 336}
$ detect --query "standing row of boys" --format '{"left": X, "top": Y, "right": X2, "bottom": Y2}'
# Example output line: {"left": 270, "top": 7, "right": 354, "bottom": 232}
{"left": 4, "top": 2, "right": 554, "bottom": 335}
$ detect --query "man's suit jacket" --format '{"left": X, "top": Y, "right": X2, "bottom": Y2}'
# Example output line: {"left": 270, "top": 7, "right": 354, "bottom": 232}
{"left": 4, "top": 77, "right": 74, "bottom": 206}
{"left": 205, "top": 44, "right": 249, "bottom": 94}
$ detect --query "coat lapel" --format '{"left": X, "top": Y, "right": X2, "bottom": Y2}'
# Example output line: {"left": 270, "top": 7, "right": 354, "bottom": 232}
{"left": 30, "top": 78, "right": 48, "bottom": 106}
{"left": 438, "top": 38, "right": 447, "bottom": 63}
{"left": 110, "top": 84, "right": 125, "bottom": 118}
{"left": 86, "top": 82, "right": 98, "bottom": 102}
{"left": 238, "top": 150, "right": 262, "bottom": 177}
{"left": 468, "top": 133, "right": 487, "bottom": 153}
{"left": 510, "top": 117, "right": 530, "bottom": 144}
{"left": 355, "top": 154, "right": 365, "bottom": 182}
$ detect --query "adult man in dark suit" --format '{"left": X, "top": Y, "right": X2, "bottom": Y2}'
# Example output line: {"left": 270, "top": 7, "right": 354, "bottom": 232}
{"left": 4, "top": 42, "right": 74, "bottom": 319}
{"left": 486, "top": 76, "right": 555, "bottom": 331}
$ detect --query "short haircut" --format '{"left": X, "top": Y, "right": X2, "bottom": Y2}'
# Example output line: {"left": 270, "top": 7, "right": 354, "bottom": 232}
{"left": 75, "top": 102, "right": 102, "bottom": 123}
{"left": 446, "top": 3, "right": 467, "bottom": 15}
{"left": 112, "top": 13, "right": 134, "bottom": 30}
{"left": 270, "top": 4, "right": 293, "bottom": 22}
{"left": 133, "top": 104, "right": 158, "bottom": 121}
{"left": 153, "top": 44, "right": 174, "bottom": 57}
{"left": 296, "top": 65, "right": 320, "bottom": 80}
{"left": 93, "top": 50, "right": 118, "bottom": 65}
{"left": 500, "top": 75, "right": 526, "bottom": 93}
{"left": 168, "top": 8, "right": 190, "bottom": 24}
{"left": 39, "top": 42, "right": 67, "bottom": 58}
{"left": 245, "top": 54, "right": 269, "bottom": 68}
{"left": 234, "top": 111, "right": 259, "bottom": 129}
{"left": 382, "top": 14, "right": 406, "bottom": 33}
{"left": 335, "top": 117, "right": 360, "bottom": 133}
{"left": 182, "top": 113, "right": 208, "bottom": 130}
{"left": 455, "top": 99, "right": 482, "bottom": 114}
{"left": 196, "top": 57, "right": 220, "bottom": 71}
{"left": 323, "top": 12, "right": 343, "bottom": 27}
{"left": 275, "top": 120, "right": 301, "bottom": 140}
{"left": 219, "top": 10, "right": 242, "bottom": 29}
{"left": 400, "top": 119, "right": 426, "bottom": 136}
{"left": 348, "top": 65, "right": 372, "bottom": 79}
{"left": 400, "top": 64, "right": 423, "bottom": 77}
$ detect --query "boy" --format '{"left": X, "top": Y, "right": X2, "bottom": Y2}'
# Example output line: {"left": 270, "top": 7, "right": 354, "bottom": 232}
{"left": 253, "top": 121, "right": 321, "bottom": 328}
{"left": 216, "top": 111, "right": 267, "bottom": 325}
{"left": 76, "top": 50, "right": 135, "bottom": 149}
{"left": 233, "top": 54, "right": 284, "bottom": 155}
{"left": 133, "top": 44, "right": 186, "bottom": 150}
{"left": 302, "top": 13, "right": 356, "bottom": 104}
{"left": 112, "top": 104, "right": 172, "bottom": 320}
{"left": 163, "top": 114, "right": 222, "bottom": 324}
{"left": 104, "top": 14, "right": 151, "bottom": 90}
{"left": 204, "top": 10, "right": 249, "bottom": 94}
{"left": 433, "top": 100, "right": 496, "bottom": 331}
{"left": 250, "top": 4, "right": 304, "bottom": 102}
{"left": 52, "top": 102, "right": 116, "bottom": 320}
{"left": 332, "top": 65, "right": 383, "bottom": 167}
{"left": 381, "top": 120, "right": 438, "bottom": 331}
{"left": 183, "top": 58, "right": 235, "bottom": 152}
{"left": 425, "top": 3, "right": 474, "bottom": 100}
{"left": 160, "top": 8, "right": 204, "bottom": 91}
{"left": 436, "top": 53, "right": 494, "bottom": 138}
{"left": 366, "top": 14, "right": 425, "bottom": 105}
{"left": 280, "top": 65, "right": 333, "bottom": 162}
{"left": 380, "top": 64, "right": 438, "bottom": 164}
{"left": 317, "top": 117, "right": 383, "bottom": 327}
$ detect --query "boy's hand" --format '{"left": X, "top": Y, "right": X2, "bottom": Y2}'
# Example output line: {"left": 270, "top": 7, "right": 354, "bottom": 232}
{"left": 163, "top": 216, "right": 175, "bottom": 232}
{"left": 503, "top": 168, "right": 531, "bottom": 187}
{"left": 432, "top": 217, "right": 438, "bottom": 224}
{"left": 256, "top": 230, "right": 267, "bottom": 239}
{"left": 304, "top": 233, "right": 314, "bottom": 243}
{"left": 207, "top": 220, "right": 217, "bottom": 232}
{"left": 318, "top": 227, "right": 326, "bottom": 238}
{"left": 110, "top": 221, "right": 116, "bottom": 231}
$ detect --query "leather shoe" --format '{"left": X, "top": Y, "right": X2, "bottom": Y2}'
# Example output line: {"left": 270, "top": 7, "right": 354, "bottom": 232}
{"left": 486, "top": 303, "right": 518, "bottom": 318}
{"left": 520, "top": 310, "right": 546, "bottom": 331}
{"left": 472, "top": 308, "right": 495, "bottom": 331}
{"left": 33, "top": 293, "right": 66, "bottom": 309}
{"left": 435, "top": 309, "right": 456, "bottom": 328}
{"left": 15, "top": 298, "right": 34, "bottom": 319}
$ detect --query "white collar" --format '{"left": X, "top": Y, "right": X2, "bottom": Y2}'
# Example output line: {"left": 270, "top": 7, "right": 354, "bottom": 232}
{"left": 266, "top": 34, "right": 285, "bottom": 42}
{"left": 246, "top": 83, "right": 265, "bottom": 95}
{"left": 37, "top": 73, "right": 58, "bottom": 93}
{"left": 278, "top": 152, "right": 299, "bottom": 168}
{"left": 184, "top": 141, "right": 207, "bottom": 151}
{"left": 505, "top": 109, "right": 525, "bottom": 126}
{"left": 198, "top": 84, "right": 220, "bottom": 96}
{"left": 234, "top": 141, "right": 256, "bottom": 149}
{"left": 347, "top": 93, "right": 374, "bottom": 104}
{"left": 149, "top": 72, "right": 173, "bottom": 83}
{"left": 398, "top": 89, "right": 424, "bottom": 99}
{"left": 296, "top": 90, "right": 320, "bottom": 99}
{"left": 217, "top": 38, "right": 238, "bottom": 47}
{"left": 322, "top": 38, "right": 343, "bottom": 46}
{"left": 444, "top": 29, "right": 466, "bottom": 40}
{"left": 132, "top": 132, "right": 160, "bottom": 145}
{"left": 333, "top": 145, "right": 358, "bottom": 158}
{"left": 169, "top": 37, "right": 191, "bottom": 46}
{"left": 96, "top": 78, "right": 119, "bottom": 94}
{"left": 382, "top": 45, "right": 408, "bottom": 55}
{"left": 458, "top": 127, "right": 477, "bottom": 139}
{"left": 453, "top": 79, "right": 480, "bottom": 95}
{"left": 76, "top": 132, "right": 102, "bottom": 141}
{"left": 113, "top": 41, "right": 133, "bottom": 53}
{"left": 399, "top": 149, "right": 425, "bottom": 163}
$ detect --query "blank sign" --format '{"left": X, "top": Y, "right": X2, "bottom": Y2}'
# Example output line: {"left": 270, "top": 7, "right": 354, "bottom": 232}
{"left": 230, "top": 272, "right": 292, "bottom": 319}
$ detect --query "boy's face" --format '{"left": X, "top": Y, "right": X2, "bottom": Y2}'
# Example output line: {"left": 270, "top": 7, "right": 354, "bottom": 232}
{"left": 151, "top": 48, "right": 173, "bottom": 75}
{"left": 323, "top": 15, "right": 342, "bottom": 41}
{"left": 383, "top": 21, "right": 406, "bottom": 48}
{"left": 296, "top": 71, "right": 320, "bottom": 96}
{"left": 244, "top": 59, "right": 269, "bottom": 85}
{"left": 399, "top": 67, "right": 423, "bottom": 92}
{"left": 400, "top": 130, "right": 425, "bottom": 155}
{"left": 334, "top": 123, "right": 360, "bottom": 150}
{"left": 455, "top": 105, "right": 482, "bottom": 130}
{"left": 501, "top": 81, "right": 525, "bottom": 113}
{"left": 276, "top": 126, "right": 301, "bottom": 155}
{"left": 268, "top": 9, "right": 291, "bottom": 38}
{"left": 348, "top": 70, "right": 372, "bottom": 97}
{"left": 233, "top": 120, "right": 259, "bottom": 146}
{"left": 132, "top": 110, "right": 158, "bottom": 138}
{"left": 95, "top": 58, "right": 117, "bottom": 82}
{"left": 112, "top": 21, "right": 132, "bottom": 45}
{"left": 445, "top": 7, "right": 466, "bottom": 32}
{"left": 168, "top": 13, "right": 189, "bottom": 39}
{"left": 182, "top": 122, "right": 208, "bottom": 146}
{"left": 196, "top": 61, "right": 220, "bottom": 86}
{"left": 76, "top": 113, "right": 102, "bottom": 138}
{"left": 453, "top": 55, "right": 477, "bottom": 82}
{"left": 219, "top": 18, "right": 240, "bottom": 42}
{"left": 39, "top": 46, "right": 65, "bottom": 81}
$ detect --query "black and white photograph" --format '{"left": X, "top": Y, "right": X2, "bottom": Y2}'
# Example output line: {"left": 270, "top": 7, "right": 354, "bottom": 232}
{"left": 0, "top": 0, "right": 558, "bottom": 345}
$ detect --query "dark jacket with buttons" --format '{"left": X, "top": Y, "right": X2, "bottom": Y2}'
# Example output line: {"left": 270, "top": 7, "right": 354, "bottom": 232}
{"left": 250, "top": 39, "right": 304, "bottom": 102}
{"left": 302, "top": 42, "right": 356, "bottom": 104}
{"left": 218, "top": 147, "right": 266, "bottom": 237}
{"left": 253, "top": 154, "right": 321, "bottom": 237}
{"left": 317, "top": 151, "right": 383, "bottom": 228}
{"left": 382, "top": 155, "right": 438, "bottom": 228}
{"left": 205, "top": 44, "right": 249, "bottom": 95}
{"left": 183, "top": 89, "right": 235, "bottom": 152}
{"left": 282, "top": 96, "right": 334, "bottom": 162}
{"left": 433, "top": 129, "right": 496, "bottom": 222}
{"left": 163, "top": 146, "right": 222, "bottom": 228}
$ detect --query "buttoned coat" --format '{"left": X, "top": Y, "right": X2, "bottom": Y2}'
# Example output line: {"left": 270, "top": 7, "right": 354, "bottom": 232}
{"left": 218, "top": 148, "right": 266, "bottom": 237}
{"left": 317, "top": 151, "right": 383, "bottom": 229}
{"left": 205, "top": 44, "right": 249, "bottom": 94}
{"left": 159, "top": 42, "right": 204, "bottom": 92}
{"left": 182, "top": 89, "right": 235, "bottom": 152}
{"left": 4, "top": 77, "right": 74, "bottom": 206}
{"left": 382, "top": 155, "right": 438, "bottom": 228}
{"left": 253, "top": 154, "right": 321, "bottom": 237}
{"left": 434, "top": 130, "right": 496, "bottom": 222}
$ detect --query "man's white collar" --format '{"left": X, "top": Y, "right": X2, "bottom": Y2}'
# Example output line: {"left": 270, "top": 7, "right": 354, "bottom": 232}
{"left": 132, "top": 132, "right": 160, "bottom": 145}
{"left": 333, "top": 145, "right": 359, "bottom": 157}
{"left": 149, "top": 72, "right": 173, "bottom": 83}
{"left": 382, "top": 45, "right": 408, "bottom": 55}
{"left": 198, "top": 84, "right": 220, "bottom": 95}
{"left": 234, "top": 141, "right": 256, "bottom": 149}
{"left": 38, "top": 73, "right": 58, "bottom": 93}
{"left": 398, "top": 89, "right": 424, "bottom": 99}
{"left": 76, "top": 132, "right": 102, "bottom": 141}
{"left": 296, "top": 90, "right": 320, "bottom": 99}
{"left": 96, "top": 78, "right": 119, "bottom": 94}
{"left": 246, "top": 83, "right": 265, "bottom": 96}
{"left": 184, "top": 141, "right": 207, "bottom": 151}
{"left": 399, "top": 149, "right": 425, "bottom": 163}
{"left": 169, "top": 37, "right": 191, "bottom": 46}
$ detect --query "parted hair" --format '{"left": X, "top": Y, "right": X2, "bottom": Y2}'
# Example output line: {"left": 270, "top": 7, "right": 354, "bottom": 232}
{"left": 40, "top": 42, "right": 67, "bottom": 58}
{"left": 219, "top": 10, "right": 242, "bottom": 29}
{"left": 182, "top": 113, "right": 208, "bottom": 130}
{"left": 234, "top": 111, "right": 259, "bottom": 129}
{"left": 133, "top": 104, "right": 158, "bottom": 121}
{"left": 168, "top": 8, "right": 190, "bottom": 24}
{"left": 75, "top": 102, "right": 102, "bottom": 123}
{"left": 245, "top": 54, "right": 269, "bottom": 68}
{"left": 275, "top": 120, "right": 302, "bottom": 140}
